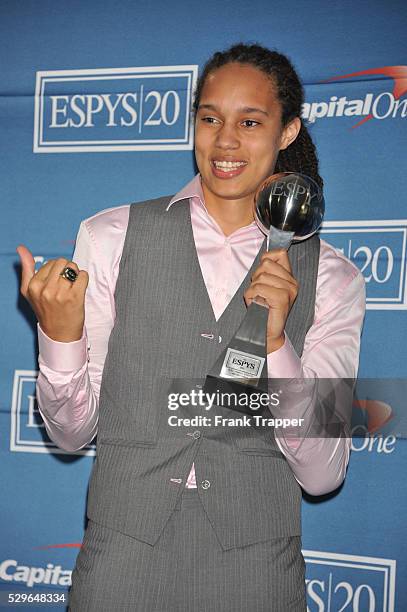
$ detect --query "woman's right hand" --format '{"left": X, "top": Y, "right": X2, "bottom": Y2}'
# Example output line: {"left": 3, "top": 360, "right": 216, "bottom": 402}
{"left": 17, "top": 245, "right": 89, "bottom": 342}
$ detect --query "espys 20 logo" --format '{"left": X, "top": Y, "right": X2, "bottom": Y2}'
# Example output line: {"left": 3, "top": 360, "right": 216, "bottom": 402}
{"left": 304, "top": 550, "right": 396, "bottom": 611}
{"left": 321, "top": 220, "right": 407, "bottom": 310}
{"left": 9, "top": 370, "right": 95, "bottom": 455}
{"left": 33, "top": 65, "right": 198, "bottom": 153}
{"left": 302, "top": 66, "right": 407, "bottom": 126}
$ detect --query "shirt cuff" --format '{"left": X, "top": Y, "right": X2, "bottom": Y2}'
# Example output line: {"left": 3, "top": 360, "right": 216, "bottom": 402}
{"left": 267, "top": 332, "right": 302, "bottom": 379}
{"left": 37, "top": 323, "right": 88, "bottom": 372}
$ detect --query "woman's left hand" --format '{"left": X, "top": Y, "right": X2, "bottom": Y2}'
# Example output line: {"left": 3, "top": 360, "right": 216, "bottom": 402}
{"left": 244, "top": 250, "right": 299, "bottom": 353}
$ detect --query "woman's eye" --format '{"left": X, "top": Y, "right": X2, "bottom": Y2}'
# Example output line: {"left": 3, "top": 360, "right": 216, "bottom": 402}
{"left": 242, "top": 119, "right": 260, "bottom": 127}
{"left": 201, "top": 116, "right": 219, "bottom": 124}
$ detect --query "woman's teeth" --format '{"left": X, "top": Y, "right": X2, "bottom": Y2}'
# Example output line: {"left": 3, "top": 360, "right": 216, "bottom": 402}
{"left": 213, "top": 161, "right": 247, "bottom": 172}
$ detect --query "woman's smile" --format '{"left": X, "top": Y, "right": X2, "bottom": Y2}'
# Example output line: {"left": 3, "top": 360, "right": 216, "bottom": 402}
{"left": 210, "top": 158, "right": 248, "bottom": 179}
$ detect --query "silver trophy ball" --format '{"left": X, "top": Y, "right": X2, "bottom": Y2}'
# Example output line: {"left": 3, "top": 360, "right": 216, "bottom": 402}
{"left": 254, "top": 172, "right": 325, "bottom": 249}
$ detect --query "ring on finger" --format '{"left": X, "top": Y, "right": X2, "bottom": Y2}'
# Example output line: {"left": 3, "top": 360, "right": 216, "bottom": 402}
{"left": 60, "top": 266, "right": 78, "bottom": 283}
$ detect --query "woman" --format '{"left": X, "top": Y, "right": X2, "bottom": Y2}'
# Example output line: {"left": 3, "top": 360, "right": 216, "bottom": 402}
{"left": 18, "top": 43, "right": 365, "bottom": 611}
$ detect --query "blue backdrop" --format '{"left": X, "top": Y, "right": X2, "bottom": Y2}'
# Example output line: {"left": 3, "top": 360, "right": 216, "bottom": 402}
{"left": 1, "top": 0, "right": 406, "bottom": 610}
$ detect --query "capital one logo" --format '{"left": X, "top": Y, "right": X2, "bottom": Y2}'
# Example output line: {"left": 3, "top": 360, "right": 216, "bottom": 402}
{"left": 304, "top": 550, "right": 396, "bottom": 611}
{"left": 351, "top": 397, "right": 396, "bottom": 455}
{"left": 302, "top": 66, "right": 407, "bottom": 126}
{"left": 0, "top": 558, "right": 72, "bottom": 588}
{"left": 9, "top": 370, "right": 95, "bottom": 455}
{"left": 33, "top": 65, "right": 198, "bottom": 153}
{"left": 321, "top": 220, "right": 407, "bottom": 310}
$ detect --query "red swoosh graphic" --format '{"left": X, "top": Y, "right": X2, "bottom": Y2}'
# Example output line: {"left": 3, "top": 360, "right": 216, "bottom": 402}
{"left": 35, "top": 543, "right": 82, "bottom": 549}
{"left": 353, "top": 399, "right": 393, "bottom": 433}
{"left": 322, "top": 66, "right": 407, "bottom": 128}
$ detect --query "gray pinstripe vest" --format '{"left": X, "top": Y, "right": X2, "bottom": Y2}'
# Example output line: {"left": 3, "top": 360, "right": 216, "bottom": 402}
{"left": 87, "top": 196, "right": 320, "bottom": 551}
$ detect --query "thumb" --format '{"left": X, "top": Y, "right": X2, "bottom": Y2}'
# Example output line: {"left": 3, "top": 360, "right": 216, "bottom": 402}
{"left": 16, "top": 245, "right": 36, "bottom": 297}
{"left": 262, "top": 248, "right": 292, "bottom": 272}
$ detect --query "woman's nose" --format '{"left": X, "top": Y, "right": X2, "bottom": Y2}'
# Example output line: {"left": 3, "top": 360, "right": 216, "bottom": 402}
{"left": 215, "top": 123, "right": 240, "bottom": 149}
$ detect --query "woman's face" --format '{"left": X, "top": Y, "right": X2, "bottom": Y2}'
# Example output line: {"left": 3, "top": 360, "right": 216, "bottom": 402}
{"left": 194, "top": 62, "right": 299, "bottom": 211}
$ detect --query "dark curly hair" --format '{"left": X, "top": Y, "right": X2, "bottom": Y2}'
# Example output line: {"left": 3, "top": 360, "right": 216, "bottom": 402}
{"left": 193, "top": 43, "right": 323, "bottom": 190}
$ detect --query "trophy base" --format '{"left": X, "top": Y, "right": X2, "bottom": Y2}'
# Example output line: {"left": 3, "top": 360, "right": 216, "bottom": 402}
{"left": 203, "top": 302, "right": 271, "bottom": 416}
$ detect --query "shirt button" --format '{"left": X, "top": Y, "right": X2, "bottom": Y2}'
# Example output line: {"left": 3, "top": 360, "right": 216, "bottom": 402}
{"left": 201, "top": 479, "right": 211, "bottom": 490}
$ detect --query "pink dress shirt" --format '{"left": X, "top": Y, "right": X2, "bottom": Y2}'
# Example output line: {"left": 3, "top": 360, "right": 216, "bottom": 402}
{"left": 36, "top": 175, "right": 366, "bottom": 496}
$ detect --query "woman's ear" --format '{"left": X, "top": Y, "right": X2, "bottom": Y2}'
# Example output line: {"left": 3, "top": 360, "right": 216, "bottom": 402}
{"left": 279, "top": 117, "right": 302, "bottom": 151}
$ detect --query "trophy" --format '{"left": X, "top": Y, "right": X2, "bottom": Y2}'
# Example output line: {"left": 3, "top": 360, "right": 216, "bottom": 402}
{"left": 203, "top": 172, "right": 325, "bottom": 415}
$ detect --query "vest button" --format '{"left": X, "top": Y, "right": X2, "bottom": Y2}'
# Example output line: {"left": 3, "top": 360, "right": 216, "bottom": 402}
{"left": 201, "top": 479, "right": 211, "bottom": 490}
{"left": 200, "top": 333, "right": 214, "bottom": 340}
{"left": 192, "top": 430, "right": 201, "bottom": 439}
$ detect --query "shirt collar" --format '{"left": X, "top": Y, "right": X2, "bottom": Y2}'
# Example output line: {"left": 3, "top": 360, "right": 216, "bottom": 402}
{"left": 166, "top": 174, "right": 204, "bottom": 211}
{"left": 166, "top": 173, "right": 259, "bottom": 234}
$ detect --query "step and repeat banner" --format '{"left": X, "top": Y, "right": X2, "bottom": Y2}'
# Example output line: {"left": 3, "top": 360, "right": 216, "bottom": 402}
{"left": 1, "top": 0, "right": 406, "bottom": 610}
